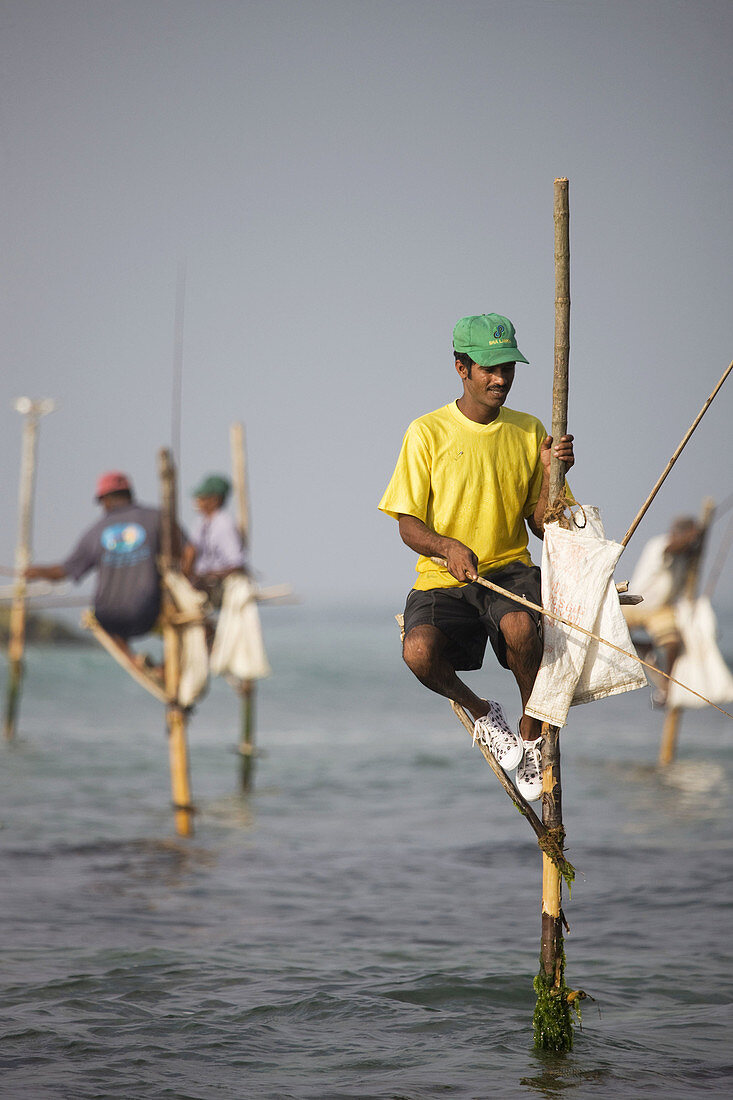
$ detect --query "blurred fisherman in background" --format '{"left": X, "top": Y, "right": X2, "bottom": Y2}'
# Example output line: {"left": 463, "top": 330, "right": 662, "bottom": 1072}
{"left": 26, "top": 471, "right": 172, "bottom": 668}
{"left": 623, "top": 516, "right": 703, "bottom": 705}
{"left": 183, "top": 474, "right": 248, "bottom": 608}
{"left": 183, "top": 473, "right": 270, "bottom": 682}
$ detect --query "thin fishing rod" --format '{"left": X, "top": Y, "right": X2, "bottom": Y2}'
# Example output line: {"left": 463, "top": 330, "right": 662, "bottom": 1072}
{"left": 171, "top": 260, "right": 187, "bottom": 468}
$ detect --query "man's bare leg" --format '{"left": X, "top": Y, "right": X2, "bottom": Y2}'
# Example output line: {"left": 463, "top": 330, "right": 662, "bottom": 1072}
{"left": 657, "top": 638, "right": 681, "bottom": 703}
{"left": 402, "top": 624, "right": 489, "bottom": 721}
{"left": 110, "top": 634, "right": 156, "bottom": 674}
{"left": 108, "top": 634, "right": 138, "bottom": 664}
{"left": 109, "top": 634, "right": 164, "bottom": 681}
{"left": 500, "top": 610, "right": 544, "bottom": 741}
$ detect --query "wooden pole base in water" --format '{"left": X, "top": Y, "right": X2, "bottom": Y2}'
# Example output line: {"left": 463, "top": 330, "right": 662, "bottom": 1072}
{"left": 540, "top": 729, "right": 563, "bottom": 984}
{"left": 659, "top": 707, "right": 681, "bottom": 767}
{"left": 239, "top": 679, "right": 256, "bottom": 793}
{"left": 4, "top": 638, "right": 23, "bottom": 741}
{"left": 534, "top": 723, "right": 573, "bottom": 1050}
{"left": 4, "top": 593, "right": 28, "bottom": 739}
{"left": 167, "top": 703, "right": 194, "bottom": 837}
{"left": 162, "top": 614, "right": 195, "bottom": 837}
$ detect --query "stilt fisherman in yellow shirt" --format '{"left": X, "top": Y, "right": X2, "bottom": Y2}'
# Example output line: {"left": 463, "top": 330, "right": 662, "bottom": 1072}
{"left": 379, "top": 313, "right": 575, "bottom": 801}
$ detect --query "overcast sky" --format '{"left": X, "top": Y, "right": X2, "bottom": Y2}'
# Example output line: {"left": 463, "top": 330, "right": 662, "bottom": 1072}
{"left": 2, "top": 0, "right": 732, "bottom": 613}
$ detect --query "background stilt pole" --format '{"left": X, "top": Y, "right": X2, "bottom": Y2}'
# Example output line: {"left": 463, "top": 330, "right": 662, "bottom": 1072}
{"left": 159, "top": 447, "right": 195, "bottom": 837}
{"left": 4, "top": 397, "right": 54, "bottom": 740}
{"left": 658, "top": 708, "right": 681, "bottom": 768}
{"left": 230, "top": 422, "right": 256, "bottom": 792}
{"left": 238, "top": 679, "right": 256, "bottom": 793}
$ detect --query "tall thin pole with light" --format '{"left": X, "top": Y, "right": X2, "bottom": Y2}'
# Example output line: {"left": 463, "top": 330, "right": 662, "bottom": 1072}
{"left": 4, "top": 397, "right": 55, "bottom": 740}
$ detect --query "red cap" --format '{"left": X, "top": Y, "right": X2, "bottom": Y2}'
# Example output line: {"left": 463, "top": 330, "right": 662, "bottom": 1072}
{"left": 95, "top": 471, "right": 132, "bottom": 500}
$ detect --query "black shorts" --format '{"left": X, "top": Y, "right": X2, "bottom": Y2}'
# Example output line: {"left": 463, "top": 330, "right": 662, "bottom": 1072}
{"left": 95, "top": 599, "right": 161, "bottom": 641}
{"left": 402, "top": 561, "right": 542, "bottom": 671}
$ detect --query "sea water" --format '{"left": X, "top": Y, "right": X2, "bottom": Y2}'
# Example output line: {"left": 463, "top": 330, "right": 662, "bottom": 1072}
{"left": 1, "top": 605, "right": 733, "bottom": 1099}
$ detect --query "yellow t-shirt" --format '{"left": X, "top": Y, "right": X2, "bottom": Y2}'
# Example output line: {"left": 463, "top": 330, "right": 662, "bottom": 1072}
{"left": 378, "top": 401, "right": 550, "bottom": 590}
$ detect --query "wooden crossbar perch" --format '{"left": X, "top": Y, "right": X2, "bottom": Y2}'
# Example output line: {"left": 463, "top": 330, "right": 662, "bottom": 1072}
{"left": 4, "top": 583, "right": 294, "bottom": 613}
{"left": 82, "top": 610, "right": 169, "bottom": 703}
{"left": 449, "top": 700, "right": 575, "bottom": 884}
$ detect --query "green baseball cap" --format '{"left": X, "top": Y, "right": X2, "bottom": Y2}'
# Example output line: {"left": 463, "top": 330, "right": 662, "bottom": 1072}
{"left": 192, "top": 474, "right": 231, "bottom": 498}
{"left": 453, "top": 313, "right": 529, "bottom": 366}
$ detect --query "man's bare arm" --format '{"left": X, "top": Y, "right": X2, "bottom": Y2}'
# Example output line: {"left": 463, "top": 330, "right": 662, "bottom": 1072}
{"left": 25, "top": 564, "right": 67, "bottom": 582}
{"left": 397, "top": 514, "right": 479, "bottom": 583}
{"left": 528, "top": 433, "right": 575, "bottom": 538}
{"left": 180, "top": 543, "right": 196, "bottom": 578}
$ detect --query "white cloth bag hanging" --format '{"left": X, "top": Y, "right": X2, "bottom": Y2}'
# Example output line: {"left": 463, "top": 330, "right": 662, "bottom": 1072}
{"left": 209, "top": 575, "right": 272, "bottom": 681}
{"left": 525, "top": 507, "right": 647, "bottom": 728}
{"left": 666, "top": 595, "right": 733, "bottom": 709}
{"left": 162, "top": 570, "right": 210, "bottom": 708}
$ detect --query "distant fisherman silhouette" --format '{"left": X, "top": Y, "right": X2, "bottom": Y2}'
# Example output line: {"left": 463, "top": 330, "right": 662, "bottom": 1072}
{"left": 26, "top": 472, "right": 184, "bottom": 668}
{"left": 182, "top": 474, "right": 248, "bottom": 609}
{"left": 622, "top": 516, "right": 703, "bottom": 705}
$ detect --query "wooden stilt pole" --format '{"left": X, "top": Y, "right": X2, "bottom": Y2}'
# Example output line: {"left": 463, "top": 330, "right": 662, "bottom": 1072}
{"left": 238, "top": 679, "right": 256, "bottom": 792}
{"left": 4, "top": 397, "right": 55, "bottom": 740}
{"left": 159, "top": 447, "right": 195, "bottom": 837}
{"left": 658, "top": 708, "right": 681, "bottom": 767}
{"left": 230, "top": 422, "right": 250, "bottom": 553}
{"left": 658, "top": 496, "right": 715, "bottom": 768}
{"left": 230, "top": 422, "right": 256, "bottom": 792}
{"left": 533, "top": 178, "right": 573, "bottom": 1051}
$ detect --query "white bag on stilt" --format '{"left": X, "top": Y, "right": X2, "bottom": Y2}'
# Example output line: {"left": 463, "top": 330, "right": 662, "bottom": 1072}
{"left": 526, "top": 507, "right": 647, "bottom": 728}
{"left": 666, "top": 595, "right": 733, "bottom": 709}
{"left": 162, "top": 570, "right": 210, "bottom": 708}
{"left": 210, "top": 575, "right": 272, "bottom": 681}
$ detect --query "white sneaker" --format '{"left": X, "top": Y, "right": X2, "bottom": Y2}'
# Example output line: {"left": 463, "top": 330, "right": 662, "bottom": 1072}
{"left": 473, "top": 701, "right": 524, "bottom": 771}
{"left": 515, "top": 736, "right": 543, "bottom": 802}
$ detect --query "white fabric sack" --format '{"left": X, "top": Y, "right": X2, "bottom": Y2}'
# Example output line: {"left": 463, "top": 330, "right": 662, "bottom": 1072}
{"left": 526, "top": 506, "right": 647, "bottom": 728}
{"left": 209, "top": 575, "right": 272, "bottom": 681}
{"left": 162, "top": 570, "right": 210, "bottom": 708}
{"left": 666, "top": 595, "right": 733, "bottom": 709}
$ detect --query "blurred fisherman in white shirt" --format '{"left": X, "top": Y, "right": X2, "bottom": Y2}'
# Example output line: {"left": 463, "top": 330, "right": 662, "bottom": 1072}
{"left": 623, "top": 516, "right": 702, "bottom": 704}
{"left": 183, "top": 474, "right": 247, "bottom": 607}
